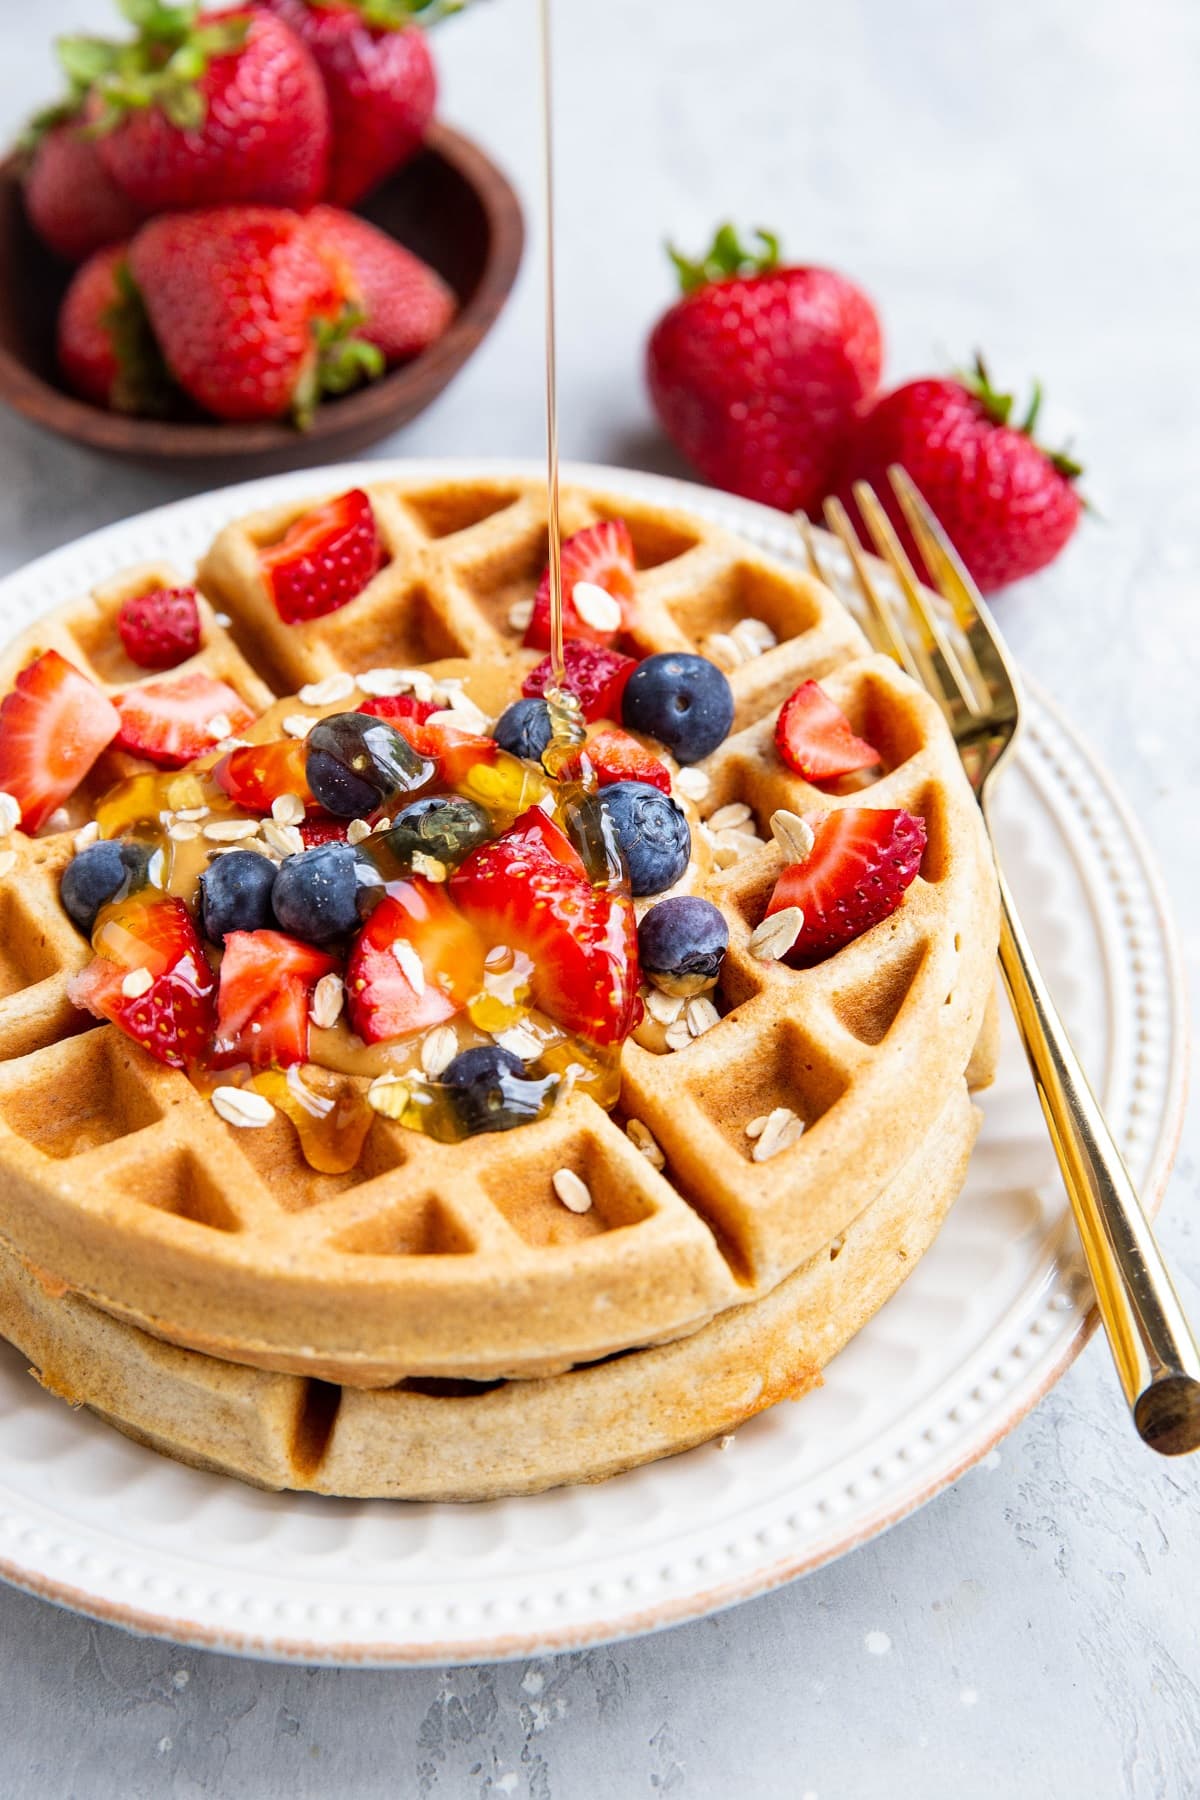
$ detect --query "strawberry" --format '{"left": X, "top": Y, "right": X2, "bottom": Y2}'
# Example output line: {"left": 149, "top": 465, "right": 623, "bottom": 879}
{"left": 22, "top": 118, "right": 142, "bottom": 264}
{"left": 66, "top": 5, "right": 329, "bottom": 215}
{"left": 358, "top": 698, "right": 495, "bottom": 786}
{"left": 766, "top": 808, "right": 927, "bottom": 964}
{"left": 56, "top": 245, "right": 172, "bottom": 415}
{"left": 523, "top": 521, "right": 637, "bottom": 651}
{"left": 833, "top": 358, "right": 1084, "bottom": 594}
{"left": 560, "top": 728, "right": 671, "bottom": 795}
{"left": 215, "top": 929, "right": 335, "bottom": 1068}
{"left": 346, "top": 880, "right": 485, "bottom": 1044}
{"left": 522, "top": 642, "right": 638, "bottom": 724}
{"left": 260, "top": 0, "right": 442, "bottom": 207}
{"left": 298, "top": 813, "right": 350, "bottom": 847}
{"left": 260, "top": 489, "right": 386, "bottom": 621}
{"left": 450, "top": 808, "right": 640, "bottom": 1047}
{"left": 114, "top": 672, "right": 254, "bottom": 769}
{"left": 775, "top": 682, "right": 880, "bottom": 783}
{"left": 69, "top": 894, "right": 216, "bottom": 1070}
{"left": 213, "top": 739, "right": 315, "bottom": 814}
{"left": 0, "top": 651, "right": 120, "bottom": 831}
{"left": 305, "top": 206, "right": 455, "bottom": 363}
{"left": 128, "top": 209, "right": 383, "bottom": 425}
{"left": 117, "top": 586, "right": 202, "bottom": 671}
{"left": 646, "top": 225, "right": 883, "bottom": 514}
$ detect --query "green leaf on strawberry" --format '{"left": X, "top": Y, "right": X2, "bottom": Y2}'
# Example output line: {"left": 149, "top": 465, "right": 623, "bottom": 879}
{"left": 667, "top": 223, "right": 782, "bottom": 296}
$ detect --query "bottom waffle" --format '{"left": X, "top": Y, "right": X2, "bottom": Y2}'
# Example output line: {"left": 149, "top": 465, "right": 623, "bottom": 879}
{"left": 0, "top": 1087, "right": 979, "bottom": 1503}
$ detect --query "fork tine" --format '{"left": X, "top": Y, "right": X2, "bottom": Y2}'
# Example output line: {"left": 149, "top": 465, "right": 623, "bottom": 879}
{"left": 850, "top": 480, "right": 987, "bottom": 719}
{"left": 794, "top": 510, "right": 829, "bottom": 586}
{"left": 819, "top": 496, "right": 924, "bottom": 684}
{"left": 887, "top": 466, "right": 1018, "bottom": 705}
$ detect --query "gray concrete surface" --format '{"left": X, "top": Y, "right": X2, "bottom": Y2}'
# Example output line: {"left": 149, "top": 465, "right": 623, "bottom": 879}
{"left": 1, "top": 1, "right": 1198, "bottom": 1794}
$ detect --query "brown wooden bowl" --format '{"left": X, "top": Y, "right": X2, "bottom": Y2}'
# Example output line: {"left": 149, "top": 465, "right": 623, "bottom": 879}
{"left": 0, "top": 121, "right": 524, "bottom": 475}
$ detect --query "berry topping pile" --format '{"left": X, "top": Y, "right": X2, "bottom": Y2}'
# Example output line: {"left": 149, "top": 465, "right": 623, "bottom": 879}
{"left": 0, "top": 502, "right": 933, "bottom": 1173}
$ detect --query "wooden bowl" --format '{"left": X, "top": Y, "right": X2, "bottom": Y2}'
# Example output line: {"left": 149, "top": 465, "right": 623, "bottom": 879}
{"left": 0, "top": 122, "right": 524, "bottom": 475}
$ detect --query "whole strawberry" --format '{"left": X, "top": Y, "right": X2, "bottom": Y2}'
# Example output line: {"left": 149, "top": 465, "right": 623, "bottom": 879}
{"left": 834, "top": 357, "right": 1083, "bottom": 592}
{"left": 60, "top": 3, "right": 330, "bottom": 215}
{"left": 260, "top": 0, "right": 451, "bottom": 207}
{"left": 57, "top": 243, "right": 172, "bottom": 413}
{"left": 646, "top": 225, "right": 883, "bottom": 514}
{"left": 23, "top": 116, "right": 143, "bottom": 263}
{"left": 128, "top": 206, "right": 383, "bottom": 422}
{"left": 306, "top": 205, "right": 455, "bottom": 361}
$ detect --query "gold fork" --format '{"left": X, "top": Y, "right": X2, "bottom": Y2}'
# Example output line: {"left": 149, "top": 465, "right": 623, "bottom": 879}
{"left": 798, "top": 466, "right": 1200, "bottom": 1455}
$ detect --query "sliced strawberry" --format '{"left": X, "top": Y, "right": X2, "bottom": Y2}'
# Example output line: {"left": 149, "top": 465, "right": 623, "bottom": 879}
{"left": 68, "top": 894, "right": 215, "bottom": 1070}
{"left": 524, "top": 521, "right": 637, "bottom": 649}
{"left": 522, "top": 641, "right": 638, "bottom": 724}
{"left": 117, "top": 587, "right": 202, "bottom": 672}
{"left": 359, "top": 699, "right": 496, "bottom": 786}
{"left": 114, "top": 672, "right": 255, "bottom": 770}
{"left": 0, "top": 651, "right": 120, "bottom": 831}
{"left": 450, "top": 808, "right": 640, "bottom": 1047}
{"left": 346, "top": 880, "right": 486, "bottom": 1045}
{"left": 561, "top": 727, "right": 672, "bottom": 795}
{"left": 213, "top": 739, "right": 315, "bottom": 815}
{"left": 260, "top": 490, "right": 385, "bottom": 624}
{"left": 767, "top": 808, "right": 927, "bottom": 964}
{"left": 299, "top": 813, "right": 350, "bottom": 848}
{"left": 215, "top": 930, "right": 336, "bottom": 1069}
{"left": 775, "top": 681, "right": 880, "bottom": 782}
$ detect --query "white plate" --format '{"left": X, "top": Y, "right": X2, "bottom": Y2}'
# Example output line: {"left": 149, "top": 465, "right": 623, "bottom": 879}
{"left": 0, "top": 462, "right": 1186, "bottom": 1666}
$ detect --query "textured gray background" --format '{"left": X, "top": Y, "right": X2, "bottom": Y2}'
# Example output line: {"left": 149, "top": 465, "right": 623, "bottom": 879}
{"left": 1, "top": 1, "right": 1199, "bottom": 1795}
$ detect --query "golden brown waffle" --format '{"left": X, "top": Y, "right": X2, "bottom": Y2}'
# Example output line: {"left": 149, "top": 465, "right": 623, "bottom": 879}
{"left": 0, "top": 1088, "right": 979, "bottom": 1501}
{"left": 0, "top": 476, "right": 999, "bottom": 1386}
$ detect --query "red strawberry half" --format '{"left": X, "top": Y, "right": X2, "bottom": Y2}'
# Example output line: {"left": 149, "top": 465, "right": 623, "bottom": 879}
{"left": 523, "top": 521, "right": 637, "bottom": 650}
{"left": 775, "top": 682, "right": 880, "bottom": 782}
{"left": 215, "top": 929, "right": 336, "bottom": 1069}
{"left": 118, "top": 587, "right": 202, "bottom": 672}
{"left": 115, "top": 673, "right": 255, "bottom": 770}
{"left": 561, "top": 728, "right": 671, "bottom": 795}
{"left": 766, "top": 808, "right": 927, "bottom": 964}
{"left": 834, "top": 358, "right": 1084, "bottom": 594}
{"left": 522, "top": 641, "right": 638, "bottom": 724}
{"left": 346, "top": 880, "right": 485, "bottom": 1044}
{"left": 213, "top": 739, "right": 315, "bottom": 815}
{"left": 450, "top": 807, "right": 640, "bottom": 1047}
{"left": 260, "top": 489, "right": 385, "bottom": 623}
{"left": 69, "top": 894, "right": 216, "bottom": 1070}
{"left": 0, "top": 650, "right": 120, "bottom": 831}
{"left": 306, "top": 205, "right": 455, "bottom": 363}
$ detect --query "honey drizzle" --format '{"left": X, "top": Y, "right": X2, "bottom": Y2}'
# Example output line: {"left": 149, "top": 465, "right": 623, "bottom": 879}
{"left": 538, "top": 0, "right": 584, "bottom": 755}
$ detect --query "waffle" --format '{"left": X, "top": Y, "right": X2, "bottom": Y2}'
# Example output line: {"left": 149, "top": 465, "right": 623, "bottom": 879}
{"left": 0, "top": 1087, "right": 979, "bottom": 1501}
{"left": 0, "top": 476, "right": 1000, "bottom": 1387}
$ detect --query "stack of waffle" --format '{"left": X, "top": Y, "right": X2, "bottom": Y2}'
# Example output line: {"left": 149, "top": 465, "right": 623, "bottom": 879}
{"left": 0, "top": 476, "right": 999, "bottom": 1500}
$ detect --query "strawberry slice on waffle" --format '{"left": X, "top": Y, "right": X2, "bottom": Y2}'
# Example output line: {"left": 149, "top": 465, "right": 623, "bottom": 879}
{"left": 115, "top": 672, "right": 254, "bottom": 770}
{"left": 260, "top": 489, "right": 385, "bottom": 624}
{"left": 346, "top": 879, "right": 486, "bottom": 1045}
{"left": 523, "top": 520, "right": 637, "bottom": 649}
{"left": 69, "top": 894, "right": 216, "bottom": 1070}
{"left": 767, "top": 807, "right": 927, "bottom": 964}
{"left": 775, "top": 681, "right": 880, "bottom": 782}
{"left": 0, "top": 651, "right": 120, "bottom": 831}
{"left": 215, "top": 930, "right": 337, "bottom": 1069}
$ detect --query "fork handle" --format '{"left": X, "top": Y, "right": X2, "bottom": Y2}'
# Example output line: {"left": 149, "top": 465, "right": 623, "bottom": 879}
{"left": 991, "top": 856, "right": 1200, "bottom": 1454}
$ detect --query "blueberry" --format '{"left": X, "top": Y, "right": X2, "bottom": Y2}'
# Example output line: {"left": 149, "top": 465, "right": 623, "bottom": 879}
{"left": 493, "top": 697, "right": 553, "bottom": 762}
{"left": 439, "top": 1045, "right": 558, "bottom": 1136}
{"left": 601, "top": 781, "right": 691, "bottom": 897}
{"left": 198, "top": 850, "right": 278, "bottom": 946}
{"left": 306, "top": 712, "right": 433, "bottom": 819}
{"left": 60, "top": 839, "right": 153, "bottom": 936}
{"left": 637, "top": 895, "right": 729, "bottom": 997}
{"left": 621, "top": 652, "right": 733, "bottom": 763}
{"left": 383, "top": 796, "right": 492, "bottom": 870}
{"left": 271, "top": 842, "right": 377, "bottom": 944}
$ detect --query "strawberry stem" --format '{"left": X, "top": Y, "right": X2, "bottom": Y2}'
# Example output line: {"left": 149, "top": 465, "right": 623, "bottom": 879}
{"left": 293, "top": 307, "right": 386, "bottom": 429}
{"left": 958, "top": 350, "right": 1085, "bottom": 484}
{"left": 666, "top": 223, "right": 782, "bottom": 295}
{"left": 312, "top": 0, "right": 469, "bottom": 26}
{"left": 104, "top": 262, "right": 177, "bottom": 418}
{"left": 58, "top": 4, "right": 249, "bottom": 135}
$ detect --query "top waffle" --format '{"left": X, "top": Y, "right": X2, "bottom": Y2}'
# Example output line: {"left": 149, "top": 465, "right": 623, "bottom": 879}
{"left": 0, "top": 475, "right": 999, "bottom": 1384}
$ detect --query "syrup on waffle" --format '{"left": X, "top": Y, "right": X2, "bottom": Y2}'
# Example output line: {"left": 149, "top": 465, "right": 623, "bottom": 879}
{"left": 0, "top": 477, "right": 999, "bottom": 1387}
